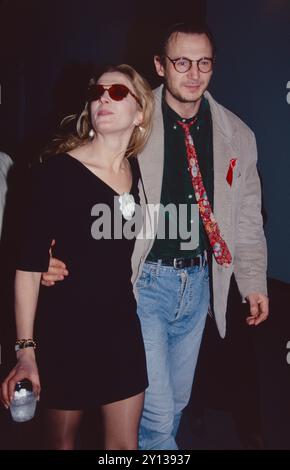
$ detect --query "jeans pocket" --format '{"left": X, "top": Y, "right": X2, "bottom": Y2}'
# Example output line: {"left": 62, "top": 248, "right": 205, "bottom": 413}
{"left": 136, "top": 270, "right": 152, "bottom": 290}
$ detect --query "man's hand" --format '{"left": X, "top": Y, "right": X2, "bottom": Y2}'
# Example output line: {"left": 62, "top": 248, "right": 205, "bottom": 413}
{"left": 41, "top": 257, "right": 68, "bottom": 286}
{"left": 246, "top": 293, "right": 269, "bottom": 326}
{"left": 41, "top": 239, "right": 68, "bottom": 286}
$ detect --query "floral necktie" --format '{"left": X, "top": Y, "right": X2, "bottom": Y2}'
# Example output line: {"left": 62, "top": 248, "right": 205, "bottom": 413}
{"left": 178, "top": 119, "right": 232, "bottom": 266}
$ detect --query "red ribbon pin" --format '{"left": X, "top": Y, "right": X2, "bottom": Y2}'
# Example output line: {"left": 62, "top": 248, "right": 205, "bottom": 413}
{"left": 226, "top": 158, "right": 237, "bottom": 187}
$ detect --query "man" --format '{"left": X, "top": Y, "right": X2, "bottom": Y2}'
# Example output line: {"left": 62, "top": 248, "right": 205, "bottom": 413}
{"left": 43, "top": 23, "right": 269, "bottom": 450}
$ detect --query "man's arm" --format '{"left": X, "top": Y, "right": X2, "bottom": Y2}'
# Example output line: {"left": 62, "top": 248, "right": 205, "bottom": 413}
{"left": 234, "top": 131, "right": 269, "bottom": 325}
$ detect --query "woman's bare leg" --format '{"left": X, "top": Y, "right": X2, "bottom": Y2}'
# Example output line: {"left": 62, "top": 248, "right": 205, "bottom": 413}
{"left": 45, "top": 409, "right": 83, "bottom": 450}
{"left": 102, "top": 392, "right": 144, "bottom": 450}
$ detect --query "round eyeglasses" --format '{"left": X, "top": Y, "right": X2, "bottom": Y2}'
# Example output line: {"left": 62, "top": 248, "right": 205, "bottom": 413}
{"left": 166, "top": 56, "right": 213, "bottom": 74}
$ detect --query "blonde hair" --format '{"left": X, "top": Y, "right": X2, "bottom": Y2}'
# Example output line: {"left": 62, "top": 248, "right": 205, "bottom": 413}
{"left": 42, "top": 64, "right": 154, "bottom": 159}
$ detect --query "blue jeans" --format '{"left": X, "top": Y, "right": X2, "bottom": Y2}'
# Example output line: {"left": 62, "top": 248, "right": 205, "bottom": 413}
{"left": 136, "top": 260, "right": 209, "bottom": 450}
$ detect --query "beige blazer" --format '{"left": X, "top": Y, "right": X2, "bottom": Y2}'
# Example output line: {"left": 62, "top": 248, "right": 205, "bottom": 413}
{"left": 131, "top": 85, "right": 267, "bottom": 338}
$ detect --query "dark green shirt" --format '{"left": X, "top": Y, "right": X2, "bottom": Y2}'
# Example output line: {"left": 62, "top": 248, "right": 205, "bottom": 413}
{"left": 147, "top": 96, "right": 214, "bottom": 261}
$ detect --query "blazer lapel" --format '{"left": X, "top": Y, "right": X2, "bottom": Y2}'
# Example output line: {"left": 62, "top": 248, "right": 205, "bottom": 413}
{"left": 205, "top": 91, "right": 239, "bottom": 245}
{"left": 138, "top": 86, "right": 164, "bottom": 207}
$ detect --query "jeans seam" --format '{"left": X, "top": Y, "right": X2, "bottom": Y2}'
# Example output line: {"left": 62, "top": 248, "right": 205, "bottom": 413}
{"left": 175, "top": 272, "right": 188, "bottom": 320}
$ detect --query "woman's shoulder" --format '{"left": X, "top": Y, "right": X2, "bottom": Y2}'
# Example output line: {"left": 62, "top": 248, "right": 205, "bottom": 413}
{"left": 27, "top": 154, "right": 71, "bottom": 192}
{"left": 30, "top": 153, "right": 69, "bottom": 176}
{"left": 41, "top": 152, "right": 69, "bottom": 167}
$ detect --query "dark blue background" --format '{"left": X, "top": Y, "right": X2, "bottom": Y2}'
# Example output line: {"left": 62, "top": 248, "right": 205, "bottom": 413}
{"left": 207, "top": 0, "right": 290, "bottom": 283}
{"left": 0, "top": 0, "right": 289, "bottom": 283}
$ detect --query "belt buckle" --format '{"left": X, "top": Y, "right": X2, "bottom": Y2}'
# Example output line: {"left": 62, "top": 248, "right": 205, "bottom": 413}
{"left": 173, "top": 258, "right": 184, "bottom": 269}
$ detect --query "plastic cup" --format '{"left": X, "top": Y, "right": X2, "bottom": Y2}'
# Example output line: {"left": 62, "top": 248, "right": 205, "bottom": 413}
{"left": 10, "top": 380, "right": 37, "bottom": 422}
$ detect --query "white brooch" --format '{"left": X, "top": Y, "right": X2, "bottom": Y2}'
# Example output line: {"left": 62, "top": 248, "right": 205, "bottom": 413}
{"left": 118, "top": 192, "right": 135, "bottom": 220}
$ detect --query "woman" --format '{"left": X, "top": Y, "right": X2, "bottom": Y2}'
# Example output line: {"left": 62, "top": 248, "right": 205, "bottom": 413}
{"left": 1, "top": 64, "right": 154, "bottom": 450}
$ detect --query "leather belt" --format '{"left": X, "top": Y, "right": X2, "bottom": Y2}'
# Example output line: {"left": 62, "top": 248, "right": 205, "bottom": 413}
{"left": 147, "top": 253, "right": 207, "bottom": 269}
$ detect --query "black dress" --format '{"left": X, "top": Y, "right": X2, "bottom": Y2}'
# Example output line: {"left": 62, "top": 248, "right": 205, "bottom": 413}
{"left": 17, "top": 153, "right": 148, "bottom": 409}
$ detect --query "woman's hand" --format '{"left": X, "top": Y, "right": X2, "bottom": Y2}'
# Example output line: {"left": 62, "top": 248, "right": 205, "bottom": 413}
{"left": 0, "top": 349, "right": 41, "bottom": 408}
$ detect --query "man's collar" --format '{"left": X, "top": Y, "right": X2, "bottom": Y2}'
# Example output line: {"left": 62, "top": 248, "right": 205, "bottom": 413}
{"left": 162, "top": 94, "right": 209, "bottom": 125}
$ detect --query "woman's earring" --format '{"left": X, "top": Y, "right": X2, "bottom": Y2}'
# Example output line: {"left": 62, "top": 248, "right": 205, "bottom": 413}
{"left": 138, "top": 126, "right": 144, "bottom": 132}
{"left": 89, "top": 129, "right": 95, "bottom": 138}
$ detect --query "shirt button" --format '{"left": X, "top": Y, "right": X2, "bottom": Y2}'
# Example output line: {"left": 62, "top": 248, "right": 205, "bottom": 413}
{"left": 188, "top": 194, "right": 193, "bottom": 199}
{"left": 173, "top": 124, "right": 177, "bottom": 130}
{"left": 182, "top": 119, "right": 186, "bottom": 123}
{"left": 197, "top": 125, "right": 200, "bottom": 131}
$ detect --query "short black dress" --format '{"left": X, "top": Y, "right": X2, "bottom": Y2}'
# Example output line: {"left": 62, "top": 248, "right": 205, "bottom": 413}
{"left": 17, "top": 153, "right": 148, "bottom": 409}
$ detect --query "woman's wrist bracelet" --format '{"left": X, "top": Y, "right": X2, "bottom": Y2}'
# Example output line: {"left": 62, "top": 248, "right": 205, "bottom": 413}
{"left": 15, "top": 339, "right": 37, "bottom": 352}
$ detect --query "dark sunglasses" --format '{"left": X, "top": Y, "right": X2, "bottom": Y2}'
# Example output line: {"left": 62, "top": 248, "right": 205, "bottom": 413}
{"left": 88, "top": 83, "right": 142, "bottom": 107}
